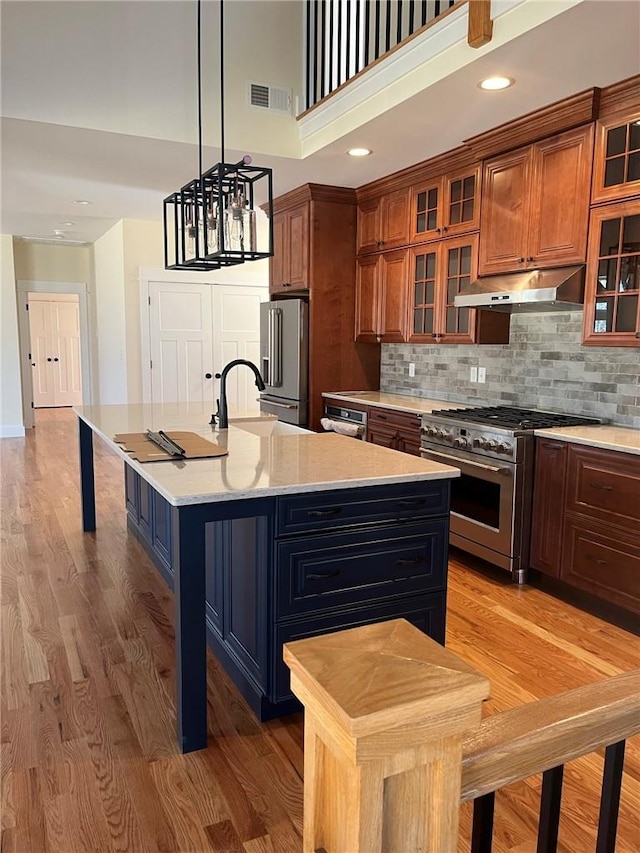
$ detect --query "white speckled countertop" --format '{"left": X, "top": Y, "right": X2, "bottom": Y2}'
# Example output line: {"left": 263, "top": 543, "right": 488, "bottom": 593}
{"left": 534, "top": 425, "right": 640, "bottom": 456}
{"left": 75, "top": 403, "right": 459, "bottom": 506}
{"left": 322, "top": 391, "right": 460, "bottom": 415}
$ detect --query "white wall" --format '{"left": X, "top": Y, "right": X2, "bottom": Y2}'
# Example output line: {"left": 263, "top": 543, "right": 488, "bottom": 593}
{"left": 93, "top": 222, "right": 127, "bottom": 403}
{"left": 13, "top": 240, "right": 92, "bottom": 283}
{"left": 0, "top": 236, "right": 24, "bottom": 436}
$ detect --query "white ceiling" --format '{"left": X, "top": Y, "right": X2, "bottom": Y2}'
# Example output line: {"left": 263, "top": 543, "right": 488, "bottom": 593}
{"left": 1, "top": 0, "right": 639, "bottom": 245}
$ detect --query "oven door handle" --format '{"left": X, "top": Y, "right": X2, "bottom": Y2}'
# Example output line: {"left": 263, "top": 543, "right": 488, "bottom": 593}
{"left": 420, "top": 448, "right": 511, "bottom": 475}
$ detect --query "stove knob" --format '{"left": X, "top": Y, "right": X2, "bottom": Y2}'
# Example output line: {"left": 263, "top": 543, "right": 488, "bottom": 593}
{"left": 485, "top": 440, "right": 498, "bottom": 451}
{"left": 426, "top": 427, "right": 438, "bottom": 437}
{"left": 437, "top": 429, "right": 450, "bottom": 440}
{"left": 497, "top": 442, "right": 512, "bottom": 455}
{"left": 453, "top": 437, "right": 468, "bottom": 448}
{"left": 472, "top": 437, "right": 486, "bottom": 449}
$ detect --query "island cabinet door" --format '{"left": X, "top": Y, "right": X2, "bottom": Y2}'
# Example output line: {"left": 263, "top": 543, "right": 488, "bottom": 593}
{"left": 138, "top": 479, "right": 153, "bottom": 544}
{"left": 125, "top": 465, "right": 139, "bottom": 521}
{"left": 152, "top": 491, "right": 173, "bottom": 581}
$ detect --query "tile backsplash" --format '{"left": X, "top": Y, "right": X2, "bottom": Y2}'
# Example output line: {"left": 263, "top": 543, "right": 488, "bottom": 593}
{"left": 381, "top": 312, "right": 640, "bottom": 428}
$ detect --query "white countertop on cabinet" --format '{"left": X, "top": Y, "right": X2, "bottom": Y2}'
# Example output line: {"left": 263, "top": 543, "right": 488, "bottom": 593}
{"left": 534, "top": 425, "right": 640, "bottom": 456}
{"left": 321, "top": 391, "right": 461, "bottom": 415}
{"left": 75, "top": 403, "right": 460, "bottom": 506}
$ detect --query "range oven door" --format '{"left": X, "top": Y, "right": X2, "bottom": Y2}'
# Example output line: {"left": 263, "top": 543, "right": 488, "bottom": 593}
{"left": 420, "top": 445, "right": 519, "bottom": 569}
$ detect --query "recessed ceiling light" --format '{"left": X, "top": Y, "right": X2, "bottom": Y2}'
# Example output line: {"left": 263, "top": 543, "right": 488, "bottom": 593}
{"left": 60, "top": 221, "right": 75, "bottom": 226}
{"left": 478, "top": 76, "right": 515, "bottom": 91}
{"left": 53, "top": 230, "right": 66, "bottom": 237}
{"left": 348, "top": 147, "right": 372, "bottom": 157}
{"left": 71, "top": 199, "right": 92, "bottom": 205}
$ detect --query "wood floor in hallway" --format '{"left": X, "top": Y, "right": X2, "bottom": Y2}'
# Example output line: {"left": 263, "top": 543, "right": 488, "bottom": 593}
{"left": 1, "top": 408, "right": 639, "bottom": 853}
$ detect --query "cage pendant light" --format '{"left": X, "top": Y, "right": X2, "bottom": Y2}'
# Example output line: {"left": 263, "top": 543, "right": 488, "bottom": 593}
{"left": 163, "top": 0, "right": 273, "bottom": 271}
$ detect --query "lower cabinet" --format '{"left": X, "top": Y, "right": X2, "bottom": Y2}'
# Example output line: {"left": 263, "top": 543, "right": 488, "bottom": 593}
{"left": 125, "top": 465, "right": 451, "bottom": 719}
{"left": 530, "top": 439, "right": 640, "bottom": 614}
{"left": 367, "top": 407, "right": 422, "bottom": 456}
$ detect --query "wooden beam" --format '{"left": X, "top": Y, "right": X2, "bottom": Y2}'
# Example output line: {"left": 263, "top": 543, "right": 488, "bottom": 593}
{"left": 468, "top": 0, "right": 493, "bottom": 48}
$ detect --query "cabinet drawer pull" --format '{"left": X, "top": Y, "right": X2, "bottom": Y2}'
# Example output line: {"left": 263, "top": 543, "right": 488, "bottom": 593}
{"left": 397, "top": 498, "right": 427, "bottom": 507}
{"left": 306, "top": 570, "right": 340, "bottom": 580}
{"left": 586, "top": 554, "right": 607, "bottom": 566}
{"left": 307, "top": 507, "right": 342, "bottom": 518}
{"left": 394, "top": 556, "right": 425, "bottom": 567}
{"left": 377, "top": 414, "right": 388, "bottom": 420}
{"left": 590, "top": 482, "right": 613, "bottom": 492}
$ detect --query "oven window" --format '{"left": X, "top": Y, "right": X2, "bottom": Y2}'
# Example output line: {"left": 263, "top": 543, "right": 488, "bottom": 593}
{"left": 450, "top": 474, "right": 501, "bottom": 529}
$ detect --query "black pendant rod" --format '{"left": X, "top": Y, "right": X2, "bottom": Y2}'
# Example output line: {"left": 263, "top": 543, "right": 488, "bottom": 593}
{"left": 220, "top": 0, "right": 226, "bottom": 165}
{"left": 197, "top": 0, "right": 203, "bottom": 178}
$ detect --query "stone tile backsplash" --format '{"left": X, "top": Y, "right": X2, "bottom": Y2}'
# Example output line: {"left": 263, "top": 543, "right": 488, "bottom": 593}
{"left": 381, "top": 312, "right": 640, "bottom": 428}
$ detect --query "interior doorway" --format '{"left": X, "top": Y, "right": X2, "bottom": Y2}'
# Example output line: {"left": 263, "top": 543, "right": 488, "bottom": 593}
{"left": 17, "top": 280, "right": 92, "bottom": 429}
{"left": 28, "top": 293, "right": 83, "bottom": 408}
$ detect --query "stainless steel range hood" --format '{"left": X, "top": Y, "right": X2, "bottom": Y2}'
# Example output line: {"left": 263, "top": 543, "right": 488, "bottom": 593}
{"left": 455, "top": 265, "right": 585, "bottom": 313}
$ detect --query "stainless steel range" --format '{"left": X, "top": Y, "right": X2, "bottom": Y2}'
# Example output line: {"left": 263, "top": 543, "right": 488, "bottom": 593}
{"left": 420, "top": 406, "right": 601, "bottom": 583}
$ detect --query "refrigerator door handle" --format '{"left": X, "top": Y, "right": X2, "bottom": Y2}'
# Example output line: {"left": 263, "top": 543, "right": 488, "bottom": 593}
{"left": 270, "top": 307, "right": 283, "bottom": 387}
{"left": 257, "top": 397, "right": 298, "bottom": 410}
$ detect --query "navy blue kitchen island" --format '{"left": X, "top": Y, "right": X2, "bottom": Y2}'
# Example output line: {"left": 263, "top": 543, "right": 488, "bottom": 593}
{"left": 76, "top": 403, "right": 459, "bottom": 753}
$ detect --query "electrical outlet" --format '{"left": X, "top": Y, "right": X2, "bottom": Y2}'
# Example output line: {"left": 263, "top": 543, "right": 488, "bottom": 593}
{"left": 478, "top": 367, "right": 486, "bottom": 383}
{"left": 408, "top": 362, "right": 415, "bottom": 377}
{"left": 470, "top": 367, "right": 478, "bottom": 383}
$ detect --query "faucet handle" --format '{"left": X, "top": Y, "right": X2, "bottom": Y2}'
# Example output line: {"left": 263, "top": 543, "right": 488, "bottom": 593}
{"left": 210, "top": 399, "right": 221, "bottom": 426}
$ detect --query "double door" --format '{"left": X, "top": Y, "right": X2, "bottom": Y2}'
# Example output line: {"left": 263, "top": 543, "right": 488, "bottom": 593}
{"left": 28, "top": 295, "right": 82, "bottom": 408}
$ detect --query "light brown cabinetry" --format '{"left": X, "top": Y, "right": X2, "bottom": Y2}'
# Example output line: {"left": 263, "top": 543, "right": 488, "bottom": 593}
{"left": 367, "top": 408, "right": 422, "bottom": 457}
{"left": 582, "top": 200, "right": 640, "bottom": 346}
{"left": 270, "top": 203, "right": 309, "bottom": 294}
{"left": 479, "top": 125, "right": 595, "bottom": 275}
{"left": 356, "top": 189, "right": 410, "bottom": 255}
{"left": 530, "top": 438, "right": 640, "bottom": 614}
{"left": 409, "top": 164, "right": 481, "bottom": 244}
{"left": 592, "top": 111, "right": 640, "bottom": 204}
{"left": 266, "top": 185, "right": 380, "bottom": 430}
{"left": 355, "top": 250, "right": 408, "bottom": 343}
{"left": 408, "top": 235, "right": 510, "bottom": 345}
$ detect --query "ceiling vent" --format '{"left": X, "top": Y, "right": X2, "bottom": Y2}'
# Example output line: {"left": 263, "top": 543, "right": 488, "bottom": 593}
{"left": 247, "top": 82, "right": 291, "bottom": 115}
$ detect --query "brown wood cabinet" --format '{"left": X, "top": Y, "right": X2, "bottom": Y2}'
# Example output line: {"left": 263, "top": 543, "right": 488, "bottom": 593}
{"left": 479, "top": 125, "right": 594, "bottom": 275}
{"left": 407, "top": 234, "right": 510, "bottom": 345}
{"left": 355, "top": 250, "right": 408, "bottom": 343}
{"left": 582, "top": 199, "right": 640, "bottom": 347}
{"left": 530, "top": 438, "right": 640, "bottom": 614}
{"left": 409, "top": 164, "right": 481, "bottom": 244}
{"left": 356, "top": 189, "right": 410, "bottom": 255}
{"left": 266, "top": 185, "right": 380, "bottom": 430}
{"left": 270, "top": 202, "right": 309, "bottom": 294}
{"left": 592, "top": 111, "right": 640, "bottom": 205}
{"left": 367, "top": 408, "right": 422, "bottom": 456}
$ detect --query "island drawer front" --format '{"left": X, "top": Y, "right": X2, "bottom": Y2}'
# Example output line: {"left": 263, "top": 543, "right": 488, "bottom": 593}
{"left": 562, "top": 515, "right": 640, "bottom": 614}
{"left": 566, "top": 445, "right": 640, "bottom": 528}
{"left": 276, "top": 481, "right": 449, "bottom": 536}
{"left": 276, "top": 521, "right": 447, "bottom": 617}
{"left": 273, "top": 594, "right": 446, "bottom": 703}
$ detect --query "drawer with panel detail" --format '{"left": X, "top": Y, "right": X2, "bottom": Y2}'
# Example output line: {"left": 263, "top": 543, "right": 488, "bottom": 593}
{"left": 276, "top": 519, "right": 447, "bottom": 617}
{"left": 276, "top": 480, "right": 449, "bottom": 536}
{"left": 565, "top": 444, "right": 640, "bottom": 527}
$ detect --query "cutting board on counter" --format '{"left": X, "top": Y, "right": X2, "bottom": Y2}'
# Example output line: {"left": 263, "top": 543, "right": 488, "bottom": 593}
{"left": 114, "top": 431, "right": 228, "bottom": 462}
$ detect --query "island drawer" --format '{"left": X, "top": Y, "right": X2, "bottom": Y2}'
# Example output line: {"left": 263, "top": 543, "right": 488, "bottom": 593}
{"left": 276, "top": 481, "right": 449, "bottom": 536}
{"left": 276, "top": 520, "right": 447, "bottom": 617}
{"left": 566, "top": 445, "right": 640, "bottom": 529}
{"left": 273, "top": 593, "right": 446, "bottom": 703}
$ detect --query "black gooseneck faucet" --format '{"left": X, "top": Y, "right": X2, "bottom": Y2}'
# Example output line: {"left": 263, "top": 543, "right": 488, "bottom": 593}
{"left": 211, "top": 359, "right": 266, "bottom": 429}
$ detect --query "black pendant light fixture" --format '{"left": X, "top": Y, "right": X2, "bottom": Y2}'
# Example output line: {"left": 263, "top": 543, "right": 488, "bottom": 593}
{"left": 163, "top": 0, "right": 273, "bottom": 271}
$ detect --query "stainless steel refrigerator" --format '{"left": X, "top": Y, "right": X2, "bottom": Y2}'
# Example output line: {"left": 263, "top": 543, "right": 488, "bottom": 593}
{"left": 259, "top": 298, "right": 309, "bottom": 425}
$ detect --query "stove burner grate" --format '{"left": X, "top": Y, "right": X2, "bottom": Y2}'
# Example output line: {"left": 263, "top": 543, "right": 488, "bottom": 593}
{"left": 430, "top": 406, "right": 601, "bottom": 431}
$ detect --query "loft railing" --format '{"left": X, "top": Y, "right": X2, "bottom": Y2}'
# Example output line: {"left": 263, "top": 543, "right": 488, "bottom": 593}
{"left": 284, "top": 619, "right": 640, "bottom": 852}
{"left": 304, "top": 0, "right": 460, "bottom": 110}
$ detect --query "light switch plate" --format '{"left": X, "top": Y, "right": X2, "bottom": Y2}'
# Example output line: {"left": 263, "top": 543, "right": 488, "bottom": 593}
{"left": 408, "top": 362, "right": 415, "bottom": 377}
{"left": 470, "top": 367, "right": 478, "bottom": 383}
{"left": 478, "top": 367, "right": 486, "bottom": 383}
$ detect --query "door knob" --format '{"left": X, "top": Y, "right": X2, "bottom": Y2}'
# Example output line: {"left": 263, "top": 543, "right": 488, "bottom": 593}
{"left": 54, "top": 357, "right": 59, "bottom": 362}
{"left": 205, "top": 372, "right": 213, "bottom": 379}
{"left": 47, "top": 357, "right": 52, "bottom": 362}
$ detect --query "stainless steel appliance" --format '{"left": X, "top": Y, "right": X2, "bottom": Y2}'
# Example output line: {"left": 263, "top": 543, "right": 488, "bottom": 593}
{"left": 259, "top": 299, "right": 308, "bottom": 426}
{"left": 420, "top": 406, "right": 601, "bottom": 582}
{"left": 322, "top": 403, "right": 367, "bottom": 439}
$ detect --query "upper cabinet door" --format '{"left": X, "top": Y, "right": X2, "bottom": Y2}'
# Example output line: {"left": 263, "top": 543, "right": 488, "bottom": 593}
{"left": 439, "top": 235, "right": 478, "bottom": 344}
{"left": 410, "top": 178, "right": 443, "bottom": 244}
{"left": 592, "top": 113, "right": 640, "bottom": 205}
{"left": 379, "top": 250, "right": 408, "bottom": 343}
{"left": 269, "top": 212, "right": 288, "bottom": 295}
{"left": 582, "top": 200, "right": 640, "bottom": 347}
{"left": 379, "top": 189, "right": 410, "bottom": 251}
{"left": 355, "top": 255, "right": 381, "bottom": 342}
{"left": 357, "top": 198, "right": 382, "bottom": 255}
{"left": 528, "top": 125, "right": 594, "bottom": 268}
{"left": 407, "top": 245, "right": 439, "bottom": 342}
{"left": 443, "top": 165, "right": 481, "bottom": 238}
{"left": 478, "top": 148, "right": 532, "bottom": 276}
{"left": 287, "top": 204, "right": 310, "bottom": 288}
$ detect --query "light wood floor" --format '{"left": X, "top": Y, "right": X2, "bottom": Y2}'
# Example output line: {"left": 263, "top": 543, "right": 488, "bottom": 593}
{"left": 1, "top": 408, "right": 639, "bottom": 853}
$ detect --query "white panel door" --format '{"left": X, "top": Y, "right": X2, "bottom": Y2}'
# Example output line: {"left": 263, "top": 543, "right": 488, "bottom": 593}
{"left": 149, "top": 282, "right": 215, "bottom": 407}
{"left": 29, "top": 301, "right": 56, "bottom": 407}
{"left": 52, "top": 301, "right": 83, "bottom": 406}
{"left": 212, "top": 286, "right": 266, "bottom": 414}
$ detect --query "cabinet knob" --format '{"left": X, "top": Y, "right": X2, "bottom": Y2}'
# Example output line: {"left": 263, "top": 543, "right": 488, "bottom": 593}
{"left": 435, "top": 227, "right": 442, "bottom": 234}
{"left": 527, "top": 256, "right": 534, "bottom": 263}
{"left": 283, "top": 282, "right": 291, "bottom": 287}
{"left": 442, "top": 226, "right": 448, "bottom": 234}
{"left": 518, "top": 257, "right": 525, "bottom": 263}
{"left": 205, "top": 373, "right": 213, "bottom": 379}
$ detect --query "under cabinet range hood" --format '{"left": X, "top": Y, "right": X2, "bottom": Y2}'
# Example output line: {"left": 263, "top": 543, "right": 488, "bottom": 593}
{"left": 455, "top": 265, "right": 585, "bottom": 313}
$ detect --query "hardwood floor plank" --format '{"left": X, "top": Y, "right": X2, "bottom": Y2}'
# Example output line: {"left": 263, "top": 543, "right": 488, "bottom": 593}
{"left": 3, "top": 409, "right": 640, "bottom": 853}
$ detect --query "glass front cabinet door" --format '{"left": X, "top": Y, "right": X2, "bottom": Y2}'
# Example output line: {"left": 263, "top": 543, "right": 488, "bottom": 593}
{"left": 583, "top": 201, "right": 640, "bottom": 346}
{"left": 592, "top": 114, "right": 640, "bottom": 204}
